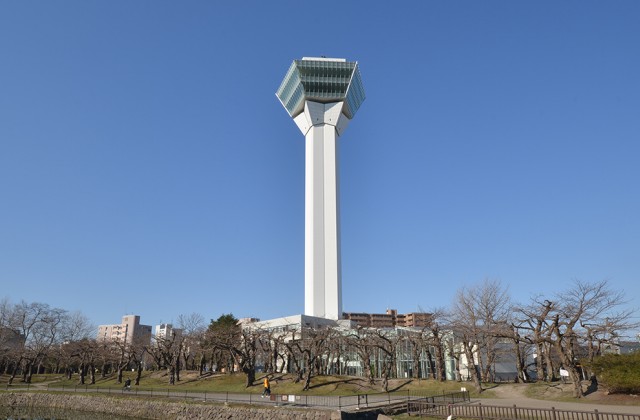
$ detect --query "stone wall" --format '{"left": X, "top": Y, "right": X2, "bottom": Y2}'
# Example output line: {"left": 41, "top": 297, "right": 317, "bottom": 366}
{"left": 0, "top": 392, "right": 343, "bottom": 420}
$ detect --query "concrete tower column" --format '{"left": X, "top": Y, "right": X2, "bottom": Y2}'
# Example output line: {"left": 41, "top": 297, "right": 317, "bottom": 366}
{"left": 293, "top": 101, "right": 350, "bottom": 319}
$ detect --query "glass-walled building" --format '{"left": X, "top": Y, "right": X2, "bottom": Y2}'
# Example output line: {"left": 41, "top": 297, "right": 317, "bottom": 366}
{"left": 250, "top": 316, "right": 460, "bottom": 381}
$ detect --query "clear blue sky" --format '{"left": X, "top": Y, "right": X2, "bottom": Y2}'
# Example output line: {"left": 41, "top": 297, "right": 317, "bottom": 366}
{"left": 1, "top": 2, "right": 638, "bottom": 330}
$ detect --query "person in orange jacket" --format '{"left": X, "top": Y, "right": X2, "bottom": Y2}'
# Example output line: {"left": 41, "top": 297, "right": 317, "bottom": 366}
{"left": 261, "top": 376, "right": 271, "bottom": 397}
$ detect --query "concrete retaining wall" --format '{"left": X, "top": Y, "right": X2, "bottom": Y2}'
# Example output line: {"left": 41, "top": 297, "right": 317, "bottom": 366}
{"left": 0, "top": 392, "right": 342, "bottom": 420}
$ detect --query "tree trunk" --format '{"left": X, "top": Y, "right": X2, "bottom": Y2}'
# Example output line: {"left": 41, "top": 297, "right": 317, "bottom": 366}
{"left": 8, "top": 359, "right": 21, "bottom": 385}
{"left": 358, "top": 348, "right": 375, "bottom": 385}
{"left": 568, "top": 366, "right": 584, "bottom": 398}
{"left": 198, "top": 354, "right": 206, "bottom": 376}
{"left": 90, "top": 363, "right": 96, "bottom": 385}
{"left": 181, "top": 351, "right": 188, "bottom": 371}
{"left": 555, "top": 339, "right": 584, "bottom": 398}
{"left": 271, "top": 348, "right": 278, "bottom": 374}
{"left": 25, "top": 361, "right": 33, "bottom": 384}
{"left": 245, "top": 368, "right": 255, "bottom": 388}
{"left": 303, "top": 360, "right": 314, "bottom": 391}
{"left": 381, "top": 363, "right": 392, "bottom": 392}
{"left": 534, "top": 342, "right": 545, "bottom": 382}
{"left": 513, "top": 339, "right": 526, "bottom": 383}
{"left": 478, "top": 346, "right": 489, "bottom": 382}
{"left": 168, "top": 366, "right": 175, "bottom": 385}
{"left": 425, "top": 349, "right": 434, "bottom": 379}
{"left": 412, "top": 345, "right": 421, "bottom": 379}
{"left": 22, "top": 361, "right": 30, "bottom": 382}
{"left": 544, "top": 343, "right": 555, "bottom": 382}
{"left": 134, "top": 360, "right": 142, "bottom": 385}
{"left": 284, "top": 352, "right": 293, "bottom": 375}
{"left": 434, "top": 338, "right": 446, "bottom": 381}
{"left": 78, "top": 363, "right": 86, "bottom": 385}
{"left": 463, "top": 341, "right": 483, "bottom": 393}
{"left": 366, "top": 362, "right": 375, "bottom": 385}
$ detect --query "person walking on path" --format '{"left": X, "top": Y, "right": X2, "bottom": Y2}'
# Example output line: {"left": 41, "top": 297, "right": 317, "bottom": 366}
{"left": 261, "top": 377, "right": 271, "bottom": 398}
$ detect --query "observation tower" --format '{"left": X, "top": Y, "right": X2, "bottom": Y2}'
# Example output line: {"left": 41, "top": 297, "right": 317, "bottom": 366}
{"left": 276, "top": 57, "right": 365, "bottom": 320}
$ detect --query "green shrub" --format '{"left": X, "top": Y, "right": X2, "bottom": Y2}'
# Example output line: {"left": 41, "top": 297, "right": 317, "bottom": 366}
{"left": 586, "top": 351, "right": 640, "bottom": 394}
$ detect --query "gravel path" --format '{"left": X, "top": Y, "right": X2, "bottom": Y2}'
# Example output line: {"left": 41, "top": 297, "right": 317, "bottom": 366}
{"left": 473, "top": 383, "right": 640, "bottom": 415}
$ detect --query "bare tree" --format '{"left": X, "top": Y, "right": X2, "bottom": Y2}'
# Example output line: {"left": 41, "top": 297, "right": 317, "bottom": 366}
{"left": 324, "top": 330, "right": 345, "bottom": 376}
{"left": 476, "top": 280, "right": 512, "bottom": 382}
{"left": 371, "top": 329, "right": 400, "bottom": 392}
{"left": 449, "top": 285, "right": 482, "bottom": 391}
{"left": 292, "top": 326, "right": 333, "bottom": 391}
{"left": 59, "top": 311, "right": 97, "bottom": 385}
{"left": 515, "top": 280, "right": 636, "bottom": 398}
{"left": 345, "top": 327, "right": 375, "bottom": 384}
{"left": 257, "top": 328, "right": 281, "bottom": 374}
{"left": 515, "top": 297, "right": 555, "bottom": 382}
{"left": 419, "top": 307, "right": 449, "bottom": 381}
{"left": 510, "top": 324, "right": 530, "bottom": 383}
{"left": 111, "top": 340, "right": 133, "bottom": 384}
{"left": 406, "top": 330, "right": 423, "bottom": 380}
{"left": 546, "top": 280, "right": 635, "bottom": 398}
{"left": 282, "top": 329, "right": 305, "bottom": 383}
{"left": 6, "top": 301, "right": 67, "bottom": 384}
{"left": 71, "top": 338, "right": 99, "bottom": 385}
{"left": 581, "top": 311, "right": 636, "bottom": 367}
{"left": 148, "top": 331, "right": 182, "bottom": 385}
{"left": 63, "top": 311, "right": 95, "bottom": 342}
{"left": 205, "top": 314, "right": 262, "bottom": 387}
{"left": 0, "top": 298, "right": 20, "bottom": 375}
{"left": 177, "top": 313, "right": 205, "bottom": 372}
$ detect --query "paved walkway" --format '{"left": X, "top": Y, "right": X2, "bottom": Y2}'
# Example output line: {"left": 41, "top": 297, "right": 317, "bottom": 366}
{"left": 470, "top": 383, "right": 640, "bottom": 416}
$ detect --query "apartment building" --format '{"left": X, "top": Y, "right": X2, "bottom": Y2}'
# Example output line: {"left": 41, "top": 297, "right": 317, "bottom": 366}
{"left": 97, "top": 315, "right": 152, "bottom": 346}
{"left": 0, "top": 327, "right": 25, "bottom": 350}
{"left": 342, "top": 309, "right": 431, "bottom": 328}
{"left": 403, "top": 312, "right": 431, "bottom": 327}
{"left": 154, "top": 323, "right": 183, "bottom": 340}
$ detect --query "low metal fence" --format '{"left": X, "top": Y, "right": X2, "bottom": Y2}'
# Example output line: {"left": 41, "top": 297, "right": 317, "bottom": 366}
{"left": 407, "top": 401, "right": 640, "bottom": 420}
{"left": 6, "top": 384, "right": 470, "bottom": 412}
{"left": 1, "top": 383, "right": 467, "bottom": 411}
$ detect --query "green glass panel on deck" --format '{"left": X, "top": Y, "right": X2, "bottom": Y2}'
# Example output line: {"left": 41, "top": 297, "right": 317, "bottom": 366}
{"left": 276, "top": 58, "right": 366, "bottom": 119}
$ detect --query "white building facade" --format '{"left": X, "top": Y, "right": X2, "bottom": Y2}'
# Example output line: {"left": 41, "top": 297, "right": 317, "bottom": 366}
{"left": 154, "top": 323, "right": 183, "bottom": 340}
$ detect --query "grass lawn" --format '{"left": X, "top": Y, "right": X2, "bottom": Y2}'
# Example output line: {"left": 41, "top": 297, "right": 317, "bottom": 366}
{"left": 0, "top": 373, "right": 62, "bottom": 385}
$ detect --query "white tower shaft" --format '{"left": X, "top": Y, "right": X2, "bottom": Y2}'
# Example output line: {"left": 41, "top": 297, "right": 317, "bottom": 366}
{"left": 293, "top": 101, "right": 350, "bottom": 320}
